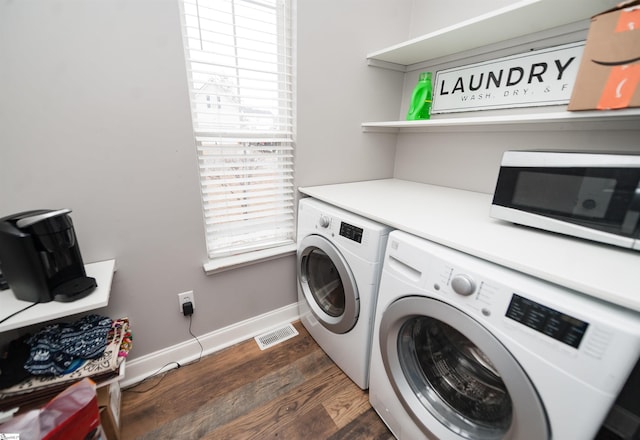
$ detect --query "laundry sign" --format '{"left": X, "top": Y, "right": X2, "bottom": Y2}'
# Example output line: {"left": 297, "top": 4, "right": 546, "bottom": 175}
{"left": 432, "top": 42, "right": 585, "bottom": 114}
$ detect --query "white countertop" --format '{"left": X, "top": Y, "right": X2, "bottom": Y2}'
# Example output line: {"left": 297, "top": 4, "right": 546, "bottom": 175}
{"left": 299, "top": 179, "right": 640, "bottom": 312}
{"left": 0, "top": 259, "right": 116, "bottom": 332}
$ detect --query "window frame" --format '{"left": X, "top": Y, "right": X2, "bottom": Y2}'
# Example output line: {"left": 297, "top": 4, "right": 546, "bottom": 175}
{"left": 179, "top": 0, "right": 297, "bottom": 273}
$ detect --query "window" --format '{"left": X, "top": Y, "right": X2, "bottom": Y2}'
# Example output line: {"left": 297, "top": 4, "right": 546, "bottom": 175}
{"left": 180, "top": 0, "right": 296, "bottom": 264}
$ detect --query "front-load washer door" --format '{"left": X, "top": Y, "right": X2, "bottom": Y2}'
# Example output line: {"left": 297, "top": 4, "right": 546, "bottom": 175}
{"left": 298, "top": 234, "right": 359, "bottom": 334}
{"left": 380, "top": 296, "right": 549, "bottom": 440}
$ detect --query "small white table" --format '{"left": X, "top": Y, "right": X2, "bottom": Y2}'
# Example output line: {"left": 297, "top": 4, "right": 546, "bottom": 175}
{"left": 0, "top": 259, "right": 116, "bottom": 332}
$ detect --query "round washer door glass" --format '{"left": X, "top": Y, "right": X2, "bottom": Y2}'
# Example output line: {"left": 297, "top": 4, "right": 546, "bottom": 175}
{"left": 305, "top": 248, "right": 345, "bottom": 317}
{"left": 298, "top": 235, "right": 359, "bottom": 334}
{"left": 380, "top": 297, "right": 548, "bottom": 440}
{"left": 401, "top": 317, "right": 511, "bottom": 436}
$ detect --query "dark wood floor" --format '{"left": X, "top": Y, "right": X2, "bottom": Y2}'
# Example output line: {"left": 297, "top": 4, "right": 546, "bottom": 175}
{"left": 120, "top": 321, "right": 393, "bottom": 439}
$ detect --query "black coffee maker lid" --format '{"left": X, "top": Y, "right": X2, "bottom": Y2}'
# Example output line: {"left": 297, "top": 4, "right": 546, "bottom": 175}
{"left": 2, "top": 209, "right": 73, "bottom": 234}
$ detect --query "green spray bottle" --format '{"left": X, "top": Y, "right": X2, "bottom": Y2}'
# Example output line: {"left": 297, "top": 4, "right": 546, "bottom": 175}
{"left": 406, "top": 72, "right": 433, "bottom": 120}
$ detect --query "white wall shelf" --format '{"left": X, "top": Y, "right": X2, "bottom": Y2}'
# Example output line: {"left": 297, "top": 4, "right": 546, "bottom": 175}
{"left": 363, "top": 0, "right": 640, "bottom": 133}
{"left": 362, "top": 108, "right": 640, "bottom": 133}
{"left": 0, "top": 259, "right": 116, "bottom": 332}
{"left": 366, "top": 0, "right": 608, "bottom": 69}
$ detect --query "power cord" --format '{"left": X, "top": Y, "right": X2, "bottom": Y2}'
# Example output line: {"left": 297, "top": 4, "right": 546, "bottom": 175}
{"left": 187, "top": 313, "right": 204, "bottom": 365}
{"left": 0, "top": 301, "right": 40, "bottom": 325}
{"left": 124, "top": 309, "right": 203, "bottom": 394}
{"left": 123, "top": 361, "right": 182, "bottom": 394}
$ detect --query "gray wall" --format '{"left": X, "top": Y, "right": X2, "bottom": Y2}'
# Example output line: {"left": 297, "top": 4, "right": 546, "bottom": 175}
{"left": 3, "top": 0, "right": 637, "bottom": 369}
{"left": 408, "top": 0, "right": 517, "bottom": 37}
{"left": 0, "top": 0, "right": 411, "bottom": 363}
{"left": 394, "top": 1, "right": 640, "bottom": 193}
{"left": 295, "top": 0, "right": 411, "bottom": 188}
{"left": 0, "top": 1, "right": 296, "bottom": 360}
{"left": 394, "top": 129, "right": 640, "bottom": 194}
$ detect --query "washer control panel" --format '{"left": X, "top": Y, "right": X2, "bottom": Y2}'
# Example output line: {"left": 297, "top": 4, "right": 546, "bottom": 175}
{"left": 451, "top": 274, "right": 476, "bottom": 296}
{"left": 384, "top": 230, "right": 640, "bottom": 392}
{"left": 436, "top": 263, "right": 591, "bottom": 349}
{"left": 505, "top": 294, "right": 589, "bottom": 349}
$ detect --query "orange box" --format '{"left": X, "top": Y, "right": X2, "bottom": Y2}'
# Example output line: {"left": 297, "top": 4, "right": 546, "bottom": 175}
{"left": 568, "top": 0, "right": 640, "bottom": 111}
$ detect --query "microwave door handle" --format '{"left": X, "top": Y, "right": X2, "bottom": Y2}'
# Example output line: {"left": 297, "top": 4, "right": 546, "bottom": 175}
{"left": 15, "top": 208, "right": 72, "bottom": 229}
{"left": 621, "top": 183, "right": 640, "bottom": 236}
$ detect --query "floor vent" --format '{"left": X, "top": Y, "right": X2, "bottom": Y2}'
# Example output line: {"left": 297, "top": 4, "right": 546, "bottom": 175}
{"left": 254, "top": 323, "right": 299, "bottom": 350}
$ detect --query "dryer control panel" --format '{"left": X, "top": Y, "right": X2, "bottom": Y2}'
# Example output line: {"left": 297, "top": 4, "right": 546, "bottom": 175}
{"left": 340, "top": 222, "right": 363, "bottom": 243}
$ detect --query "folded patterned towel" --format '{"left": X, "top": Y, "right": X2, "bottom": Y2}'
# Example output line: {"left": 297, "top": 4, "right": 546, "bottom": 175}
{"left": 24, "top": 315, "right": 112, "bottom": 376}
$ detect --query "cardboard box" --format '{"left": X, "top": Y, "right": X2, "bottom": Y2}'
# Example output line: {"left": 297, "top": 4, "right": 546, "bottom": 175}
{"left": 568, "top": 0, "right": 640, "bottom": 111}
{"left": 97, "top": 382, "right": 121, "bottom": 440}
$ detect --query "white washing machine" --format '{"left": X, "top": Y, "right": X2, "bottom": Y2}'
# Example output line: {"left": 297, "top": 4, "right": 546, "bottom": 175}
{"left": 369, "top": 230, "right": 640, "bottom": 440}
{"left": 297, "top": 197, "right": 391, "bottom": 389}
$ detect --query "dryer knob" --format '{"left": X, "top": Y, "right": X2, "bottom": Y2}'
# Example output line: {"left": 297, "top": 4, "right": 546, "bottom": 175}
{"left": 451, "top": 274, "right": 476, "bottom": 296}
{"left": 319, "top": 215, "right": 331, "bottom": 228}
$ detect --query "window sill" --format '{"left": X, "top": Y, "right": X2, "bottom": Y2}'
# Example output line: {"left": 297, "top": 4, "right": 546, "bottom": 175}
{"left": 203, "top": 243, "right": 297, "bottom": 275}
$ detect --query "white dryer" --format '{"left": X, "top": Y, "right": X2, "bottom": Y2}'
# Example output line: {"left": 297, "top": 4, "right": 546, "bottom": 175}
{"left": 369, "top": 230, "right": 640, "bottom": 440}
{"left": 297, "top": 197, "right": 391, "bottom": 389}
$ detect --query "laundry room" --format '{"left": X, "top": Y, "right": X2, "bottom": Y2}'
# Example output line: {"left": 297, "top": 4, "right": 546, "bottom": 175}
{"left": 1, "top": 0, "right": 640, "bottom": 439}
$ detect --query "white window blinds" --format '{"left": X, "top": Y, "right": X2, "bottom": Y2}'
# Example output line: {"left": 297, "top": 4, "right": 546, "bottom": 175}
{"left": 180, "top": 0, "right": 296, "bottom": 260}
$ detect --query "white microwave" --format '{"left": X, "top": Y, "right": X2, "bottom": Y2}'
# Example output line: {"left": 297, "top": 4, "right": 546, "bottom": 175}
{"left": 491, "top": 150, "right": 640, "bottom": 251}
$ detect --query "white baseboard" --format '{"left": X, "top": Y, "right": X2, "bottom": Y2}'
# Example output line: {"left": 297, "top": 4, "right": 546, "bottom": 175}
{"left": 120, "top": 303, "right": 300, "bottom": 388}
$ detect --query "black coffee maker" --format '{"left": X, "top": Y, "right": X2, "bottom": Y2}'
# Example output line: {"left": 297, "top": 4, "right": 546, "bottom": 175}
{"left": 0, "top": 209, "right": 97, "bottom": 303}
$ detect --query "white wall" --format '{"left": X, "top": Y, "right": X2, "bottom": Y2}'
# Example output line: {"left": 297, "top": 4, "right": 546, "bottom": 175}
{"left": 0, "top": 1, "right": 296, "bottom": 360}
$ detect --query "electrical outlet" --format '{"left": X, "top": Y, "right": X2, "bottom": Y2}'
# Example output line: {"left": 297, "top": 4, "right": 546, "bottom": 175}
{"left": 178, "top": 290, "right": 195, "bottom": 313}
